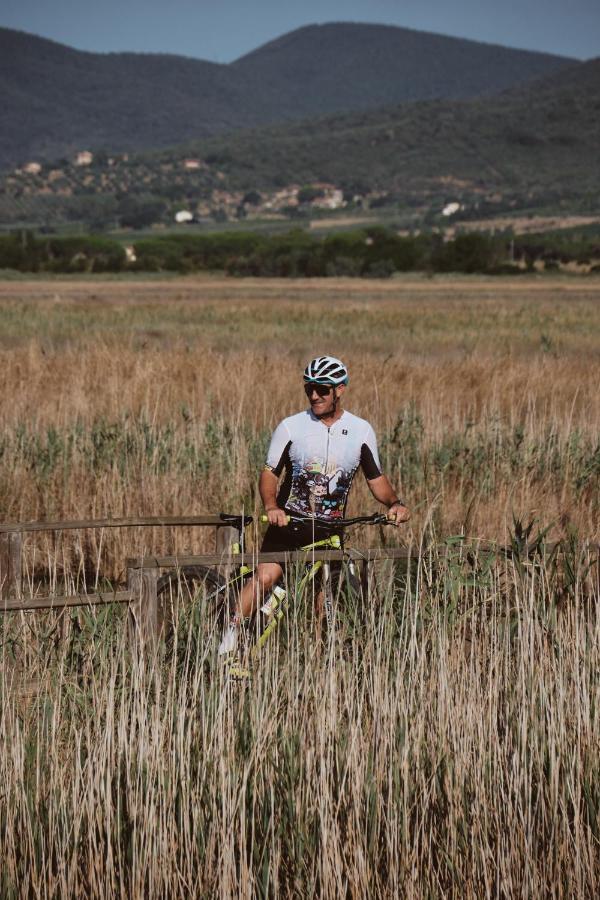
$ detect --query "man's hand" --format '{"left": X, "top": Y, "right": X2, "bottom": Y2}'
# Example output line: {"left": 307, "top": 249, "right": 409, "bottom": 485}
{"left": 266, "top": 506, "right": 288, "bottom": 527}
{"left": 366, "top": 475, "right": 409, "bottom": 525}
{"left": 387, "top": 502, "right": 410, "bottom": 526}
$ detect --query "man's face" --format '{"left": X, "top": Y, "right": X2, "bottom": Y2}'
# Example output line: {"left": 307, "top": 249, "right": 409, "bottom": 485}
{"left": 304, "top": 382, "right": 343, "bottom": 416}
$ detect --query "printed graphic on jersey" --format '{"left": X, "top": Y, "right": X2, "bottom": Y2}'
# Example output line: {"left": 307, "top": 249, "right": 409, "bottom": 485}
{"left": 287, "top": 456, "right": 351, "bottom": 519}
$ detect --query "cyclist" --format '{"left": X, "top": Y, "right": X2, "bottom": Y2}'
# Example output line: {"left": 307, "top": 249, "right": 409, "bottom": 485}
{"left": 219, "top": 355, "right": 409, "bottom": 654}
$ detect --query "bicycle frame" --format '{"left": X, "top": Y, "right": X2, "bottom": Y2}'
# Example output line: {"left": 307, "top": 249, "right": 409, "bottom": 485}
{"left": 251, "top": 533, "right": 341, "bottom": 656}
{"left": 189, "top": 528, "right": 342, "bottom": 627}
{"left": 214, "top": 512, "right": 393, "bottom": 678}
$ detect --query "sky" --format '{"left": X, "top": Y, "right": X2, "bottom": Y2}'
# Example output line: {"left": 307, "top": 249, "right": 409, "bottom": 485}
{"left": 1, "top": 0, "right": 598, "bottom": 62}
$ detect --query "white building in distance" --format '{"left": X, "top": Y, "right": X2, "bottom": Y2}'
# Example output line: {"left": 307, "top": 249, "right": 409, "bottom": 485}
{"left": 442, "top": 202, "right": 462, "bottom": 217}
{"left": 74, "top": 151, "right": 94, "bottom": 167}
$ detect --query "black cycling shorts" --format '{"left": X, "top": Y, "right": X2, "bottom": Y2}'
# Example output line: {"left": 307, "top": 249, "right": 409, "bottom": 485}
{"left": 260, "top": 517, "right": 343, "bottom": 561}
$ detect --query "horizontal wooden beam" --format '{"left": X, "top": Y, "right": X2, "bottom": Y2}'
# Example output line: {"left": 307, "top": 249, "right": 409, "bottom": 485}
{"left": 1, "top": 590, "right": 134, "bottom": 612}
{"left": 126, "top": 542, "right": 600, "bottom": 571}
{"left": 0, "top": 515, "right": 228, "bottom": 534}
{"left": 126, "top": 548, "right": 415, "bottom": 569}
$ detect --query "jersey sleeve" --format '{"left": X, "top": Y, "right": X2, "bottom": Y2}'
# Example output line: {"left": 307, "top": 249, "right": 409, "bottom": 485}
{"left": 359, "top": 423, "right": 382, "bottom": 480}
{"left": 264, "top": 421, "right": 292, "bottom": 476}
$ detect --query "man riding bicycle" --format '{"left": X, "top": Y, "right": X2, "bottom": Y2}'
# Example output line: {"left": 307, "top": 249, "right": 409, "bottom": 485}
{"left": 219, "top": 355, "right": 410, "bottom": 655}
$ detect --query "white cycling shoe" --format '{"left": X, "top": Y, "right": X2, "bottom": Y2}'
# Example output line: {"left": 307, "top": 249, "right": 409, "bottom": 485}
{"left": 218, "top": 624, "right": 239, "bottom": 656}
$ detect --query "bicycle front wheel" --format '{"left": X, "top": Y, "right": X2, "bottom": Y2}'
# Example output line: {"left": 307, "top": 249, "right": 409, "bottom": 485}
{"left": 156, "top": 565, "right": 227, "bottom": 640}
{"left": 321, "top": 563, "right": 366, "bottom": 647}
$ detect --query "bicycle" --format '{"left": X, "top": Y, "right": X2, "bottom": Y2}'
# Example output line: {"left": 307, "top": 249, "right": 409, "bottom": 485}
{"left": 156, "top": 511, "right": 397, "bottom": 677}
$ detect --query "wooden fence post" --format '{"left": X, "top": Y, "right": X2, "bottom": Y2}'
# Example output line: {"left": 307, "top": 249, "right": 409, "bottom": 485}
{"left": 215, "top": 524, "right": 239, "bottom": 582}
{"left": 0, "top": 532, "right": 22, "bottom": 600}
{"left": 127, "top": 566, "right": 159, "bottom": 650}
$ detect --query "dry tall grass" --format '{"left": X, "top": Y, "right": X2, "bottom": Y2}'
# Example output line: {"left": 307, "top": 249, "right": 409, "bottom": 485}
{"left": 1, "top": 275, "right": 599, "bottom": 896}
{"left": 2, "top": 549, "right": 599, "bottom": 897}
{"left": 0, "top": 276, "right": 598, "bottom": 577}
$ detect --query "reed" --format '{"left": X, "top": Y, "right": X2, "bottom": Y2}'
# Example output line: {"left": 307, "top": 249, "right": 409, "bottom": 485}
{"left": 1, "top": 542, "right": 598, "bottom": 897}
{"left": 0, "top": 276, "right": 599, "bottom": 896}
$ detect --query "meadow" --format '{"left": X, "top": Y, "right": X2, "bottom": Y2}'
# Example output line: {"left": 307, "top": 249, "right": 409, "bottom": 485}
{"left": 1, "top": 274, "right": 599, "bottom": 897}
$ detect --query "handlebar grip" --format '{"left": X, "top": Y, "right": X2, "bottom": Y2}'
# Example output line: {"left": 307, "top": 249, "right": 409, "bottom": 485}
{"left": 260, "top": 513, "right": 290, "bottom": 523}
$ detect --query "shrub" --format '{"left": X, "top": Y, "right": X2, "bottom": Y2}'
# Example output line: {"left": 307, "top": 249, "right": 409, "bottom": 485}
{"left": 0, "top": 233, "right": 126, "bottom": 273}
{"left": 325, "top": 256, "right": 362, "bottom": 277}
{"left": 431, "top": 232, "right": 503, "bottom": 273}
{"left": 297, "top": 185, "right": 325, "bottom": 204}
{"left": 364, "top": 259, "right": 396, "bottom": 278}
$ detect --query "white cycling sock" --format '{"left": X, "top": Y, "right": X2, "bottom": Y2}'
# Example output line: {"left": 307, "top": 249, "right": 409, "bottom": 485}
{"left": 218, "top": 623, "right": 239, "bottom": 656}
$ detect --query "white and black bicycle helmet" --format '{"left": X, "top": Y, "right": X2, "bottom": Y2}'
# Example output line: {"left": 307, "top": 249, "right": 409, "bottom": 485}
{"left": 303, "top": 356, "right": 349, "bottom": 386}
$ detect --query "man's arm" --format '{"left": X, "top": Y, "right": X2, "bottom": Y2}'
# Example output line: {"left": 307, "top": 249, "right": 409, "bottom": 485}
{"left": 259, "top": 469, "right": 288, "bottom": 526}
{"left": 366, "top": 475, "right": 410, "bottom": 524}
{"left": 261, "top": 420, "right": 292, "bottom": 527}
{"left": 359, "top": 427, "right": 410, "bottom": 525}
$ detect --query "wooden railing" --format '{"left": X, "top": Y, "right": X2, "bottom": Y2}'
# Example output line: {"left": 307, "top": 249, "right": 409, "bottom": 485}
{"left": 2, "top": 515, "right": 598, "bottom": 653}
{"left": 0, "top": 515, "right": 416, "bottom": 647}
{"left": 0, "top": 515, "right": 240, "bottom": 615}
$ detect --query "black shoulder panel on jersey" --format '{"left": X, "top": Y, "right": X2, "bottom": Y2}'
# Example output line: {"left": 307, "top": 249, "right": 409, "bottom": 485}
{"left": 271, "top": 440, "right": 292, "bottom": 477}
{"left": 360, "top": 443, "right": 382, "bottom": 480}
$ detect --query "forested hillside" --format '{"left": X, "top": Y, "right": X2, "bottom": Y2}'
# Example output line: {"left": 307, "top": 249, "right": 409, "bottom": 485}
{"left": 1, "top": 57, "right": 597, "bottom": 231}
{"left": 0, "top": 23, "right": 576, "bottom": 171}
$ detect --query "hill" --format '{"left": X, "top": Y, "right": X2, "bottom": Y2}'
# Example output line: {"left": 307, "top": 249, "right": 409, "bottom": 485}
{"left": 178, "top": 56, "right": 600, "bottom": 214}
{"left": 0, "top": 29, "right": 250, "bottom": 172}
{"left": 0, "top": 23, "right": 576, "bottom": 172}
{"left": 232, "top": 23, "right": 576, "bottom": 116}
{"left": 1, "top": 58, "right": 598, "bottom": 232}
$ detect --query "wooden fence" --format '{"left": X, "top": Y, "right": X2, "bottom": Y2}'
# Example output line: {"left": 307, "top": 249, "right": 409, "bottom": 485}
{"left": 0, "top": 515, "right": 239, "bottom": 613}
{"left": 2, "top": 515, "right": 598, "bottom": 652}
{"left": 0, "top": 515, "right": 415, "bottom": 648}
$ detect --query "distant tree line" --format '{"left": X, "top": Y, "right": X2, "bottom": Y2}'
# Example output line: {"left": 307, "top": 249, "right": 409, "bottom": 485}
{"left": 0, "top": 227, "right": 598, "bottom": 276}
{"left": 0, "top": 231, "right": 126, "bottom": 273}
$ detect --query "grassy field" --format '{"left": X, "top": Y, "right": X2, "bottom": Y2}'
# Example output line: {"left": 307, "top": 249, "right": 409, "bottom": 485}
{"left": 1, "top": 275, "right": 599, "bottom": 896}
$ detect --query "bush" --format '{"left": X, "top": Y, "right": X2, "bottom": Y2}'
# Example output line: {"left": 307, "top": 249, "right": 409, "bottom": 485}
{"left": 118, "top": 195, "right": 166, "bottom": 229}
{"left": 297, "top": 185, "right": 325, "bottom": 204}
{"left": 42, "top": 236, "right": 127, "bottom": 273}
{"left": 325, "top": 256, "right": 362, "bottom": 277}
{"left": 133, "top": 239, "right": 184, "bottom": 272}
{"left": 243, "top": 191, "right": 261, "bottom": 206}
{"left": 364, "top": 259, "right": 396, "bottom": 278}
{"left": 0, "top": 233, "right": 37, "bottom": 270}
{"left": 0, "top": 232, "right": 126, "bottom": 273}
{"left": 431, "top": 232, "right": 503, "bottom": 274}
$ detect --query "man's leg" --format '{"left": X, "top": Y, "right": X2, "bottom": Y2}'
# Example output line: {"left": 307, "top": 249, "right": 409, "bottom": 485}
{"left": 238, "top": 562, "right": 283, "bottom": 617}
{"left": 218, "top": 562, "right": 283, "bottom": 655}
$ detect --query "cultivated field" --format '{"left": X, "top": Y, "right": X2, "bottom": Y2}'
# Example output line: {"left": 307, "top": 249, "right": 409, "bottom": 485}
{"left": 1, "top": 275, "right": 599, "bottom": 897}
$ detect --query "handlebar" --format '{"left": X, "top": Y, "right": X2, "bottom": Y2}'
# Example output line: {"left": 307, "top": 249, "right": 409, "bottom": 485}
{"left": 220, "top": 514, "right": 254, "bottom": 528}
{"left": 218, "top": 512, "right": 396, "bottom": 531}
{"left": 259, "top": 512, "right": 393, "bottom": 529}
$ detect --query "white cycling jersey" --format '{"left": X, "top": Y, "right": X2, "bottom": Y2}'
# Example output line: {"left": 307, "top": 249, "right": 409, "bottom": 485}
{"left": 264, "top": 409, "right": 382, "bottom": 520}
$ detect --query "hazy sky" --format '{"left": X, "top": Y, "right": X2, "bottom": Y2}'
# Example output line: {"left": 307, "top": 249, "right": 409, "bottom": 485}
{"left": 2, "top": 0, "right": 598, "bottom": 61}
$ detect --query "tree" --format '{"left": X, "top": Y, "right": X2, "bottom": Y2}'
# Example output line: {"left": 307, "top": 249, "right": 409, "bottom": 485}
{"left": 298, "top": 185, "right": 325, "bottom": 204}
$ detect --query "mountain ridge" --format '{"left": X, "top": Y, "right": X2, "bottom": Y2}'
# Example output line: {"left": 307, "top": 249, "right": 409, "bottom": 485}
{"left": 0, "top": 22, "right": 577, "bottom": 172}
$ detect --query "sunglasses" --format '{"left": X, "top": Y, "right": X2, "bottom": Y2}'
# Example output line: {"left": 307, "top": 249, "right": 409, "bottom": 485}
{"left": 304, "top": 382, "right": 333, "bottom": 398}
